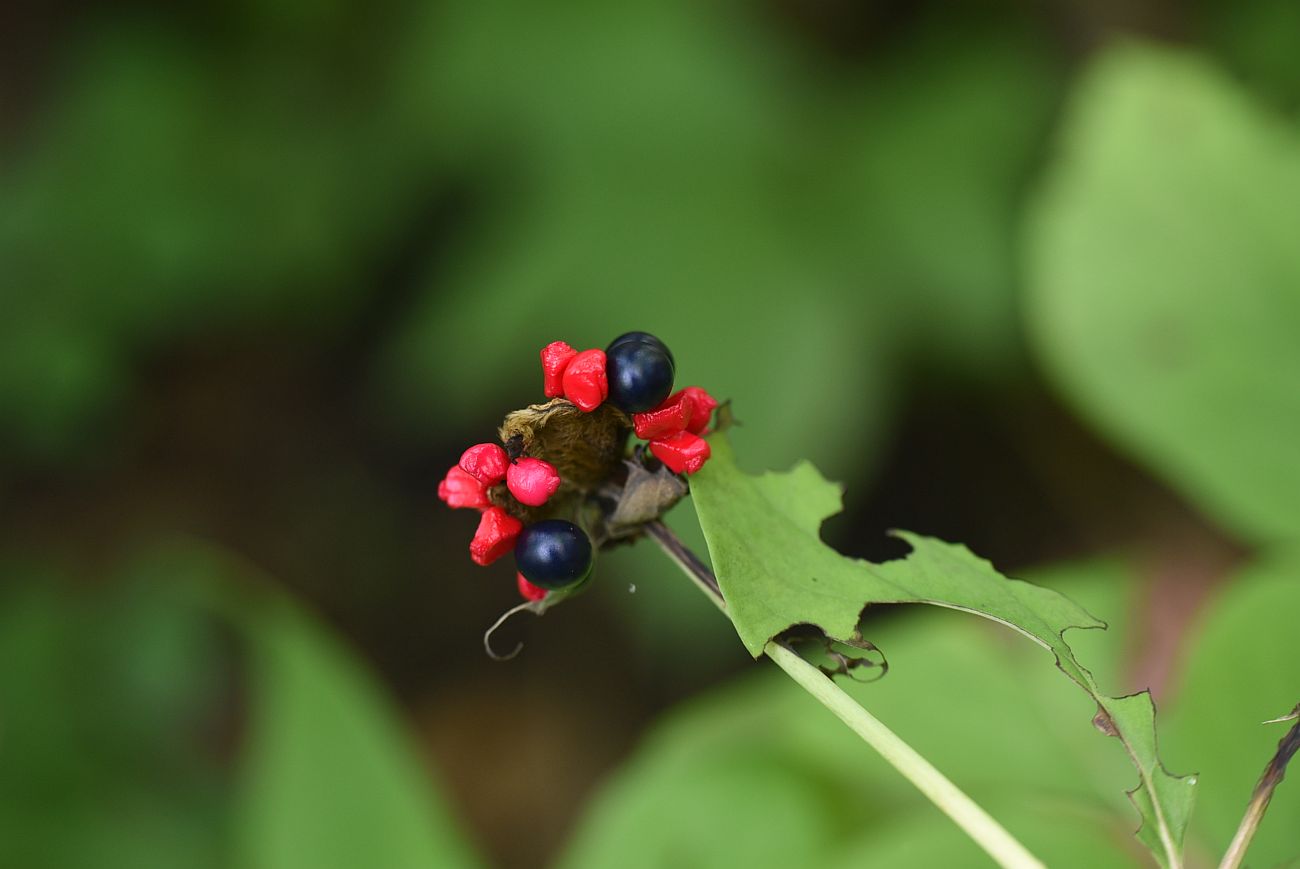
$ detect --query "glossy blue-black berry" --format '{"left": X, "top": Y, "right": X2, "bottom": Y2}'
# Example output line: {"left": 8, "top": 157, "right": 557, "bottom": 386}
{"left": 605, "top": 340, "right": 675, "bottom": 413}
{"left": 608, "top": 331, "right": 675, "bottom": 367}
{"left": 514, "top": 520, "right": 594, "bottom": 590}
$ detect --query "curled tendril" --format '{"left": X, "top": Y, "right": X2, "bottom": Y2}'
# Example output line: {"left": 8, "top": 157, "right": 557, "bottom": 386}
{"left": 483, "top": 599, "right": 546, "bottom": 661}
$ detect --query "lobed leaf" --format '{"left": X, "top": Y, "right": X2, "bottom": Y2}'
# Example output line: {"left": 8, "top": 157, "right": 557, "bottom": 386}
{"left": 559, "top": 560, "right": 1145, "bottom": 869}
{"left": 691, "top": 434, "right": 1196, "bottom": 866}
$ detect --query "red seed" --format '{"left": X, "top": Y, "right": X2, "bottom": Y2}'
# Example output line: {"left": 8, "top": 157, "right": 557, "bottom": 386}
{"left": 562, "top": 348, "right": 608, "bottom": 412}
{"left": 470, "top": 507, "right": 523, "bottom": 566}
{"left": 437, "top": 465, "right": 490, "bottom": 510}
{"left": 506, "top": 457, "right": 561, "bottom": 507}
{"left": 517, "top": 572, "right": 548, "bottom": 602}
{"left": 649, "top": 430, "right": 711, "bottom": 475}
{"left": 679, "top": 386, "right": 719, "bottom": 435}
{"left": 540, "top": 341, "right": 578, "bottom": 398}
{"left": 632, "top": 392, "right": 691, "bottom": 440}
{"left": 460, "top": 443, "right": 509, "bottom": 486}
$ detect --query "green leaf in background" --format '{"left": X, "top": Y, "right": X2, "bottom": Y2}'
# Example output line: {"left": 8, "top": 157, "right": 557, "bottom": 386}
{"left": 559, "top": 750, "right": 845, "bottom": 869}
{"left": 0, "top": 17, "right": 439, "bottom": 461}
{"left": 690, "top": 434, "right": 1195, "bottom": 866}
{"left": 560, "top": 563, "right": 1145, "bottom": 869}
{"left": 0, "top": 568, "right": 228, "bottom": 869}
{"left": 1024, "top": 41, "right": 1300, "bottom": 543}
{"left": 0, "top": 546, "right": 484, "bottom": 869}
{"left": 222, "top": 565, "right": 482, "bottom": 869}
{"left": 1163, "top": 550, "right": 1300, "bottom": 867}
{"left": 822, "top": 18, "right": 1060, "bottom": 377}
{"left": 827, "top": 801, "right": 1142, "bottom": 869}
{"left": 1198, "top": 0, "right": 1300, "bottom": 108}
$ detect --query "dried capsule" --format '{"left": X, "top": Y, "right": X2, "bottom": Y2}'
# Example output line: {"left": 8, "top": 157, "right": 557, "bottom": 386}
{"left": 460, "top": 443, "right": 509, "bottom": 486}
{"left": 506, "top": 457, "right": 561, "bottom": 507}
{"left": 562, "top": 348, "right": 608, "bottom": 412}
{"left": 437, "top": 465, "right": 490, "bottom": 510}
{"left": 470, "top": 506, "right": 524, "bottom": 566}
{"left": 649, "top": 430, "right": 711, "bottom": 475}
{"left": 540, "top": 341, "right": 578, "bottom": 398}
{"left": 516, "top": 572, "right": 548, "bottom": 602}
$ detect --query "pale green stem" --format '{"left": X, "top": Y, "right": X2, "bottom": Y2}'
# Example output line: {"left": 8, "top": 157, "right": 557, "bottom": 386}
{"left": 645, "top": 521, "right": 1045, "bottom": 869}
{"left": 765, "top": 641, "right": 1044, "bottom": 869}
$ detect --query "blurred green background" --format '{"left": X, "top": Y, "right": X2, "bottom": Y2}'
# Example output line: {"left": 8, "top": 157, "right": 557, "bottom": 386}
{"left": 3, "top": 1, "right": 1299, "bottom": 867}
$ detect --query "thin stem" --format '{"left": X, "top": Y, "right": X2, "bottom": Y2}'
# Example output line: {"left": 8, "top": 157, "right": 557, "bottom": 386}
{"left": 645, "top": 522, "right": 1045, "bottom": 869}
{"left": 766, "top": 641, "right": 1044, "bottom": 869}
{"left": 1218, "top": 708, "right": 1300, "bottom": 869}
{"left": 643, "top": 521, "right": 725, "bottom": 611}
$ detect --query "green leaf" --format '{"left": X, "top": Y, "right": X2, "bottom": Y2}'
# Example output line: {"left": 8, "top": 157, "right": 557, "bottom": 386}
{"left": 559, "top": 749, "right": 845, "bottom": 869}
{"left": 561, "top": 564, "right": 1144, "bottom": 869}
{"left": 824, "top": 17, "right": 1061, "bottom": 377}
{"left": 0, "top": 569, "right": 229, "bottom": 869}
{"left": 827, "top": 799, "right": 1145, "bottom": 869}
{"left": 691, "top": 434, "right": 1195, "bottom": 866}
{"left": 1024, "top": 42, "right": 1300, "bottom": 542}
{"left": 0, "top": 548, "right": 485, "bottom": 869}
{"left": 232, "top": 585, "right": 482, "bottom": 869}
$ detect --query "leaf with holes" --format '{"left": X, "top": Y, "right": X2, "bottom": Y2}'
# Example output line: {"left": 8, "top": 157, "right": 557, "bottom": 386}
{"left": 690, "top": 434, "right": 1195, "bottom": 867}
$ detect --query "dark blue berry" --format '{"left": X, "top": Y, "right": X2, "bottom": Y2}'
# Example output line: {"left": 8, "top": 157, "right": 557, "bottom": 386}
{"left": 514, "top": 520, "right": 594, "bottom": 589}
{"left": 608, "top": 331, "right": 675, "bottom": 367}
{"left": 605, "top": 341, "right": 675, "bottom": 413}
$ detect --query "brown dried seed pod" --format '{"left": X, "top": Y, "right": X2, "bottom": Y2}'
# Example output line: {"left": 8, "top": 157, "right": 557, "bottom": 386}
{"left": 498, "top": 399, "right": 631, "bottom": 491}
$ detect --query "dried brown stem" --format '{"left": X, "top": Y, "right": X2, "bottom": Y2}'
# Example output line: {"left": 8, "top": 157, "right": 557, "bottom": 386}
{"left": 1218, "top": 705, "right": 1300, "bottom": 869}
{"left": 643, "top": 520, "right": 724, "bottom": 609}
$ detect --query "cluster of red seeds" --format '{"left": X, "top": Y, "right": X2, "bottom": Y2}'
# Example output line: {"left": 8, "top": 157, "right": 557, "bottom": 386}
{"left": 541, "top": 340, "right": 718, "bottom": 474}
{"left": 438, "top": 442, "right": 557, "bottom": 601}
{"left": 438, "top": 336, "right": 719, "bottom": 602}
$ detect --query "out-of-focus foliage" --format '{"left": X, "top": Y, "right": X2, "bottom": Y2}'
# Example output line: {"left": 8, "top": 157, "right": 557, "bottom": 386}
{"left": 0, "top": 547, "right": 482, "bottom": 869}
{"left": 0, "top": 563, "right": 227, "bottom": 869}
{"left": 224, "top": 553, "right": 483, "bottom": 869}
{"left": 0, "top": 19, "right": 438, "bottom": 459}
{"left": 1197, "top": 0, "right": 1300, "bottom": 108}
{"left": 1163, "top": 550, "right": 1300, "bottom": 867}
{"left": 1026, "top": 43, "right": 1300, "bottom": 543}
{"left": 824, "top": 801, "right": 1141, "bottom": 869}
